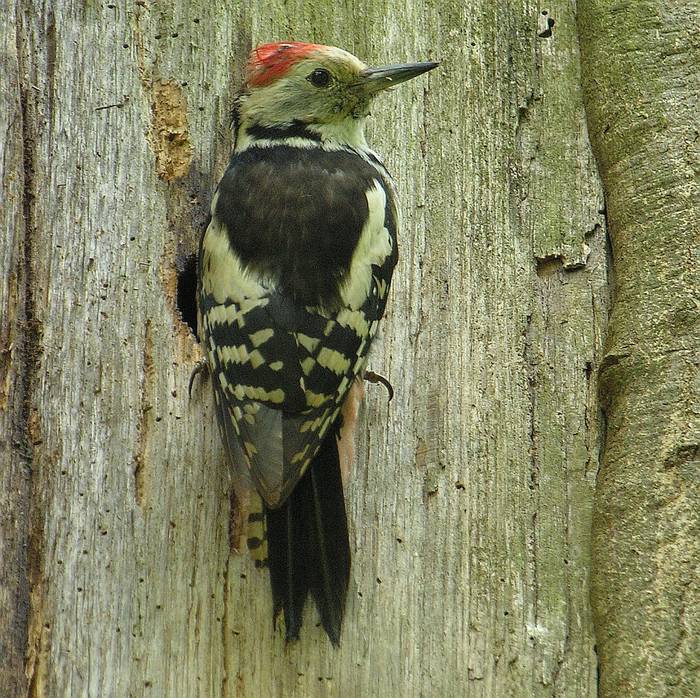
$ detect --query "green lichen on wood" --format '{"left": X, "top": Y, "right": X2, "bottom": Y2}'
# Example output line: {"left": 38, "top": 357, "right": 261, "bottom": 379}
{"left": 579, "top": 1, "right": 700, "bottom": 695}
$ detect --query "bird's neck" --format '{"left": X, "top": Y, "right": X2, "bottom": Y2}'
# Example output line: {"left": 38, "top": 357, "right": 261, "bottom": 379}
{"left": 235, "top": 116, "right": 370, "bottom": 153}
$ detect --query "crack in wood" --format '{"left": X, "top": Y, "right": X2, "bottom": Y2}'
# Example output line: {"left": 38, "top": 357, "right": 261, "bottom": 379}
{"left": 133, "top": 319, "right": 154, "bottom": 507}
{"left": 13, "top": 11, "right": 49, "bottom": 698}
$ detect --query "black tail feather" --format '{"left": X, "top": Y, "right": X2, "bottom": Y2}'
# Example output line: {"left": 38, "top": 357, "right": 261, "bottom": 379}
{"left": 265, "top": 432, "right": 350, "bottom": 645}
{"left": 265, "top": 487, "right": 306, "bottom": 641}
{"left": 303, "top": 434, "right": 350, "bottom": 645}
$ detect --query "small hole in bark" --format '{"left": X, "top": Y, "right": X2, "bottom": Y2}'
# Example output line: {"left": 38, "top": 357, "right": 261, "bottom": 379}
{"left": 176, "top": 252, "right": 198, "bottom": 336}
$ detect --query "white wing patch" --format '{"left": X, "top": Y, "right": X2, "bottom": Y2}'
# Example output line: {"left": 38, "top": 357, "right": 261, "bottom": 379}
{"left": 340, "top": 179, "right": 392, "bottom": 309}
{"left": 201, "top": 193, "right": 268, "bottom": 304}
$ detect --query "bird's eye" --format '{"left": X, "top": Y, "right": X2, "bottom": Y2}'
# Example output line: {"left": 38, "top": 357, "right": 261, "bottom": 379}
{"left": 307, "top": 68, "right": 331, "bottom": 88}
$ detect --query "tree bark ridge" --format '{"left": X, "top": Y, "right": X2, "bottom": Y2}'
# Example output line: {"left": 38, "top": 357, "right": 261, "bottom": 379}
{"left": 579, "top": 1, "right": 699, "bottom": 695}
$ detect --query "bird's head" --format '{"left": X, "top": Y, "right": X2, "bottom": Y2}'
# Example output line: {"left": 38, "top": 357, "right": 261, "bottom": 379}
{"left": 235, "top": 42, "right": 438, "bottom": 145}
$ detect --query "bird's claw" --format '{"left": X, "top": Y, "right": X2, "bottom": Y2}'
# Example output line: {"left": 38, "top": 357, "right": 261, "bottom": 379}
{"left": 364, "top": 370, "right": 394, "bottom": 402}
{"left": 188, "top": 359, "right": 210, "bottom": 399}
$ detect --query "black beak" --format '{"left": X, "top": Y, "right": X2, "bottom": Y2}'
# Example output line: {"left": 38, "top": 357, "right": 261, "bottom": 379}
{"left": 359, "top": 60, "right": 439, "bottom": 91}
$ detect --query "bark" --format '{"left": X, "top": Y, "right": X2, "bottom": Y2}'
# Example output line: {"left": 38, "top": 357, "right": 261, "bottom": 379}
{"left": 1, "top": 5, "right": 31, "bottom": 696}
{"left": 2, "top": 1, "right": 608, "bottom": 696}
{"left": 578, "top": 2, "right": 699, "bottom": 696}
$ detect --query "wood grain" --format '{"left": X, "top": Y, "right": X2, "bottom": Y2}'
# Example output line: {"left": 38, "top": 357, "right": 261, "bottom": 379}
{"left": 3, "top": 2, "right": 609, "bottom": 696}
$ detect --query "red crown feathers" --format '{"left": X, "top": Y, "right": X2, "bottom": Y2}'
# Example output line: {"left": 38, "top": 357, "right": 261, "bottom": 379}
{"left": 246, "top": 42, "right": 322, "bottom": 87}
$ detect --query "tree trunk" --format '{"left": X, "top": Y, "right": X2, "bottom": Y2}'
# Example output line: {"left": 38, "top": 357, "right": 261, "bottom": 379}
{"left": 3, "top": 1, "right": 614, "bottom": 695}
{"left": 579, "top": 2, "right": 699, "bottom": 696}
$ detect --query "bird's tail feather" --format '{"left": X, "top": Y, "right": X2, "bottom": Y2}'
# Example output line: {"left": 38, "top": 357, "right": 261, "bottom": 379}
{"left": 265, "top": 431, "right": 350, "bottom": 645}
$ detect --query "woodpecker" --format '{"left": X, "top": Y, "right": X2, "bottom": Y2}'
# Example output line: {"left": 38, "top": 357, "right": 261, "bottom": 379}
{"left": 197, "top": 42, "right": 437, "bottom": 645}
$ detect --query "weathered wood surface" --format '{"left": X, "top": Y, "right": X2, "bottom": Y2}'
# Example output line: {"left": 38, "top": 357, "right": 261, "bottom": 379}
{"left": 579, "top": 2, "right": 699, "bottom": 696}
{"left": 1, "top": 4, "right": 31, "bottom": 696}
{"left": 3, "top": 2, "right": 608, "bottom": 696}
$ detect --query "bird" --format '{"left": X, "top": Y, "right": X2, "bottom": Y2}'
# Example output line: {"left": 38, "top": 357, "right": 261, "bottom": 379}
{"left": 196, "top": 41, "right": 437, "bottom": 645}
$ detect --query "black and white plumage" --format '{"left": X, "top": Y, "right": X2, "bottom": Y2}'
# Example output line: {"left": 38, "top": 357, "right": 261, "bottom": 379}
{"left": 197, "top": 42, "right": 437, "bottom": 644}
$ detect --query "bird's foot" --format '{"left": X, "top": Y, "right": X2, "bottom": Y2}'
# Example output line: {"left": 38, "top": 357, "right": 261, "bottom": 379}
{"left": 188, "top": 359, "right": 210, "bottom": 398}
{"left": 364, "top": 370, "right": 394, "bottom": 403}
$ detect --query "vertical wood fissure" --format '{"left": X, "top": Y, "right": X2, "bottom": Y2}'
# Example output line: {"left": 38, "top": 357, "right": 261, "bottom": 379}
{"left": 13, "top": 5, "right": 45, "bottom": 697}
{"left": 0, "top": 7, "right": 33, "bottom": 694}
